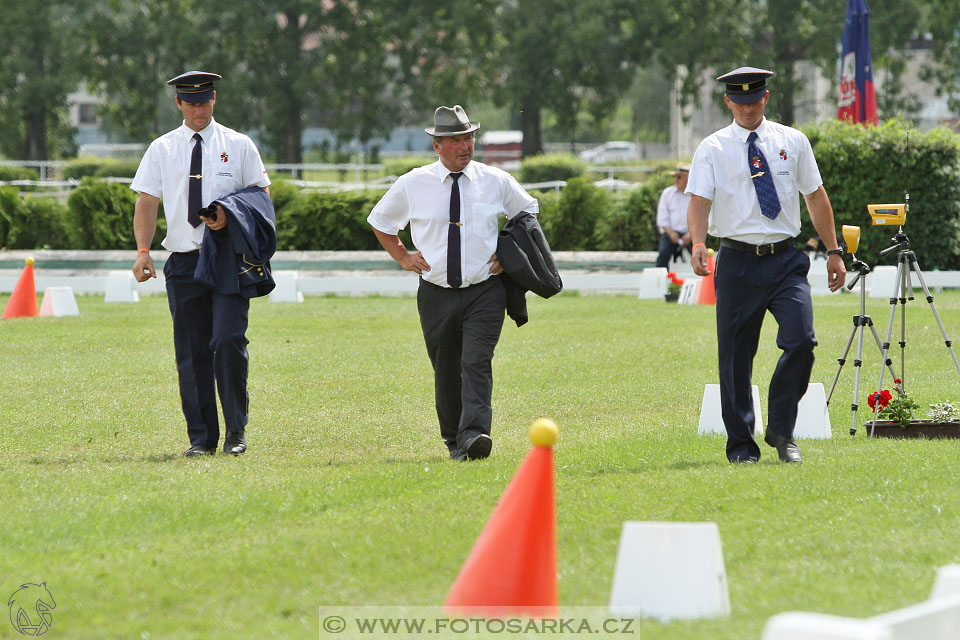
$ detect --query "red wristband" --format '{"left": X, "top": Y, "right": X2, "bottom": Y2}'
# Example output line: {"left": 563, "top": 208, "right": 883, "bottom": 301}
{"left": 692, "top": 242, "right": 706, "bottom": 250}
{"left": 137, "top": 248, "right": 150, "bottom": 254}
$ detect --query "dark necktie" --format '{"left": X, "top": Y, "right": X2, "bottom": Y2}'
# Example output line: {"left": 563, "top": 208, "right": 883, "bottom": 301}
{"left": 747, "top": 131, "right": 781, "bottom": 220}
{"left": 447, "top": 172, "right": 463, "bottom": 288}
{"left": 188, "top": 133, "right": 203, "bottom": 228}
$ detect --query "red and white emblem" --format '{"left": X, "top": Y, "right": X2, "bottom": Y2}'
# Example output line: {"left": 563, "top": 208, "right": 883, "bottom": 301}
{"left": 220, "top": 152, "right": 229, "bottom": 162}
{"left": 779, "top": 149, "right": 788, "bottom": 161}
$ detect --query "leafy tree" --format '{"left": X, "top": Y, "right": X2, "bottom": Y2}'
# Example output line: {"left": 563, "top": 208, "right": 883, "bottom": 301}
{"left": 0, "top": 0, "right": 84, "bottom": 159}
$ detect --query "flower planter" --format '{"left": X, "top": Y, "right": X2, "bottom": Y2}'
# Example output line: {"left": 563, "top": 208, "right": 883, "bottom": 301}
{"left": 863, "top": 420, "right": 960, "bottom": 439}
{"left": 664, "top": 292, "right": 679, "bottom": 303}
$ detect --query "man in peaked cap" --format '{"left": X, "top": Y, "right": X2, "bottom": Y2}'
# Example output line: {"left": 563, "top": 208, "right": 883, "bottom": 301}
{"left": 686, "top": 66, "right": 846, "bottom": 464}
{"left": 367, "top": 105, "right": 540, "bottom": 462}
{"left": 131, "top": 71, "right": 272, "bottom": 457}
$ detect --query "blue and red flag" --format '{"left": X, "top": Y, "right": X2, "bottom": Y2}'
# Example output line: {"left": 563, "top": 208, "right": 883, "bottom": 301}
{"left": 837, "top": 0, "right": 878, "bottom": 125}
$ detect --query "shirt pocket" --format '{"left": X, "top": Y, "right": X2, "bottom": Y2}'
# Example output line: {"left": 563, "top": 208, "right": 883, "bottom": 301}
{"left": 211, "top": 166, "right": 239, "bottom": 198}
{"left": 772, "top": 147, "right": 795, "bottom": 179}
{"left": 469, "top": 203, "right": 502, "bottom": 237}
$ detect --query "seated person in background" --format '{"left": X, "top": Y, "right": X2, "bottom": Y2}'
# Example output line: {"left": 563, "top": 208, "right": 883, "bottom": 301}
{"left": 655, "top": 163, "right": 692, "bottom": 267}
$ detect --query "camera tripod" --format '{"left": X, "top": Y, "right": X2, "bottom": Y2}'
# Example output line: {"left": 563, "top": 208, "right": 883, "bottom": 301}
{"left": 867, "top": 227, "right": 960, "bottom": 435}
{"left": 825, "top": 253, "right": 900, "bottom": 436}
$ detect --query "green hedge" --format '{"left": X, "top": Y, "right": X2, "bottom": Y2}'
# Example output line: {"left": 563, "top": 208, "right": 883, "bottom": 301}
{"left": 592, "top": 170, "right": 671, "bottom": 251}
{"left": 0, "top": 187, "right": 71, "bottom": 249}
{"left": 277, "top": 189, "right": 389, "bottom": 251}
{"left": 65, "top": 178, "right": 140, "bottom": 250}
{"left": 382, "top": 157, "right": 432, "bottom": 177}
{"left": 62, "top": 157, "right": 141, "bottom": 180}
{"left": 519, "top": 153, "right": 586, "bottom": 183}
{"left": 804, "top": 119, "right": 960, "bottom": 270}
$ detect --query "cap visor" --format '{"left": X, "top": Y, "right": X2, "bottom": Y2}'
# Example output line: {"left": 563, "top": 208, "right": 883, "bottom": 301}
{"left": 178, "top": 90, "right": 214, "bottom": 104}
{"left": 726, "top": 89, "right": 766, "bottom": 105}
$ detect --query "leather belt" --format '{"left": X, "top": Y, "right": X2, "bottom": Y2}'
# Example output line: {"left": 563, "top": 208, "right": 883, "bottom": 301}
{"left": 175, "top": 249, "right": 201, "bottom": 256}
{"left": 720, "top": 237, "right": 794, "bottom": 256}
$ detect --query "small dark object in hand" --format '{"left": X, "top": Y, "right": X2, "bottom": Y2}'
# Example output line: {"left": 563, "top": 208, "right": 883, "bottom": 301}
{"left": 198, "top": 204, "right": 218, "bottom": 222}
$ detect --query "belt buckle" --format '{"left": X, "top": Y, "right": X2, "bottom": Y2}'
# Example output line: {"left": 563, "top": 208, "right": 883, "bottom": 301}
{"left": 757, "top": 243, "right": 774, "bottom": 256}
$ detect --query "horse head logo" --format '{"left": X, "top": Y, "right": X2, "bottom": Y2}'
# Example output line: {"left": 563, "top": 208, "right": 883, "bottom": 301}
{"left": 8, "top": 583, "right": 56, "bottom": 636}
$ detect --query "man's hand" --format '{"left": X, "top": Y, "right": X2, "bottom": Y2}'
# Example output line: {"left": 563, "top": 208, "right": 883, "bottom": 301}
{"left": 827, "top": 254, "right": 847, "bottom": 292}
{"left": 200, "top": 204, "right": 227, "bottom": 231}
{"left": 133, "top": 252, "right": 156, "bottom": 282}
{"left": 398, "top": 251, "right": 431, "bottom": 275}
{"left": 691, "top": 244, "right": 712, "bottom": 276}
{"left": 488, "top": 253, "right": 503, "bottom": 275}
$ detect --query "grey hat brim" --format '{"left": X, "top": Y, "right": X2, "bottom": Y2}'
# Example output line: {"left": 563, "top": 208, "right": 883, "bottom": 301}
{"left": 425, "top": 122, "right": 480, "bottom": 136}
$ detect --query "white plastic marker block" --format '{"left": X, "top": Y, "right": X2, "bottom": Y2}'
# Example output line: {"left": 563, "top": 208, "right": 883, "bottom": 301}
{"left": 39, "top": 287, "right": 79, "bottom": 317}
{"left": 868, "top": 265, "right": 898, "bottom": 299}
{"left": 637, "top": 267, "right": 668, "bottom": 299}
{"left": 104, "top": 270, "right": 139, "bottom": 303}
{"left": 698, "top": 384, "right": 763, "bottom": 437}
{"left": 678, "top": 279, "right": 700, "bottom": 305}
{"left": 609, "top": 522, "right": 729, "bottom": 621}
{"left": 762, "top": 613, "right": 893, "bottom": 640}
{"left": 871, "top": 593, "right": 960, "bottom": 640}
{"left": 269, "top": 270, "right": 303, "bottom": 303}
{"left": 931, "top": 566, "right": 960, "bottom": 600}
{"left": 794, "top": 383, "right": 832, "bottom": 439}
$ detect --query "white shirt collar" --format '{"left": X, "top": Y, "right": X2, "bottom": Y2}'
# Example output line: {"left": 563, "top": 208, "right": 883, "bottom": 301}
{"left": 732, "top": 117, "right": 768, "bottom": 142}
{"left": 179, "top": 118, "right": 217, "bottom": 142}
{"left": 432, "top": 159, "right": 477, "bottom": 182}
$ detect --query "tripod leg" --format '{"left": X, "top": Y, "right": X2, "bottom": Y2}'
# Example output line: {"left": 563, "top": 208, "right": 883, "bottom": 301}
{"left": 850, "top": 320, "right": 868, "bottom": 436}
{"left": 867, "top": 321, "right": 900, "bottom": 384}
{"left": 908, "top": 256, "right": 960, "bottom": 377}
{"left": 827, "top": 320, "right": 859, "bottom": 405}
{"left": 872, "top": 258, "right": 906, "bottom": 436}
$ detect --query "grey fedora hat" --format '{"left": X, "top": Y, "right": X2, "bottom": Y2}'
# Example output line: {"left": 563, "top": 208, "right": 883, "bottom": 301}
{"left": 424, "top": 105, "right": 480, "bottom": 136}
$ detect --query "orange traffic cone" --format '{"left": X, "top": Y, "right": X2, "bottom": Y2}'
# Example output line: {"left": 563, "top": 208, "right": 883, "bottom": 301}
{"left": 444, "top": 418, "right": 558, "bottom": 618}
{"left": 697, "top": 249, "right": 716, "bottom": 305}
{"left": 2, "top": 257, "right": 38, "bottom": 319}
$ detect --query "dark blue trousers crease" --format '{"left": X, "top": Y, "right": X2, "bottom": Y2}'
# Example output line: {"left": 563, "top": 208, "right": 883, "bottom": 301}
{"left": 714, "top": 246, "right": 817, "bottom": 461}
{"left": 164, "top": 252, "right": 250, "bottom": 448}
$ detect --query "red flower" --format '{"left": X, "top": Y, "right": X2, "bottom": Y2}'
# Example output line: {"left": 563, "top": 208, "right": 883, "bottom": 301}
{"left": 893, "top": 378, "right": 902, "bottom": 385}
{"left": 667, "top": 272, "right": 677, "bottom": 279}
{"left": 675, "top": 278, "right": 685, "bottom": 286}
{"left": 868, "top": 389, "right": 892, "bottom": 410}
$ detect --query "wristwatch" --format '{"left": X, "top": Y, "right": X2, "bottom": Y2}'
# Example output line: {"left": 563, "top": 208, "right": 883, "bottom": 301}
{"left": 826, "top": 248, "right": 843, "bottom": 256}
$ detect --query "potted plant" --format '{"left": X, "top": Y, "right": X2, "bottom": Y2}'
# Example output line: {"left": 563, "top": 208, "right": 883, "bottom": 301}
{"left": 665, "top": 272, "right": 684, "bottom": 302}
{"left": 865, "top": 378, "right": 960, "bottom": 439}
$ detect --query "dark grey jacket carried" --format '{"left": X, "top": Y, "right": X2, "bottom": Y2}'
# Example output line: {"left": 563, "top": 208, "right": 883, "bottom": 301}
{"left": 496, "top": 212, "right": 562, "bottom": 326}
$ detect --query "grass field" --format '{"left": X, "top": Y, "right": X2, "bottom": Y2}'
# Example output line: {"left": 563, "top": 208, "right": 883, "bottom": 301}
{"left": 1, "top": 290, "right": 959, "bottom": 639}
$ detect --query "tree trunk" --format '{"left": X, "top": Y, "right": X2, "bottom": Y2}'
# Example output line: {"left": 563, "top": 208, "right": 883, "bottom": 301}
{"left": 24, "top": 109, "right": 47, "bottom": 161}
{"left": 520, "top": 95, "right": 542, "bottom": 158}
{"left": 282, "top": 105, "right": 303, "bottom": 164}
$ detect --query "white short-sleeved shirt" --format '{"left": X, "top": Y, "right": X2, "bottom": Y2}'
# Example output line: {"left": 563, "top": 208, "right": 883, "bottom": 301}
{"left": 686, "top": 117, "right": 822, "bottom": 245}
{"left": 368, "top": 160, "right": 538, "bottom": 288}
{"left": 131, "top": 118, "right": 271, "bottom": 252}
{"left": 656, "top": 184, "right": 691, "bottom": 234}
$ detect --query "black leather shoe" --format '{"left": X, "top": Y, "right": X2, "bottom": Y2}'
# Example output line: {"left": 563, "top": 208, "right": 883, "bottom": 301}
{"left": 183, "top": 445, "right": 215, "bottom": 457}
{"left": 463, "top": 434, "right": 492, "bottom": 461}
{"left": 223, "top": 431, "right": 246, "bottom": 456}
{"left": 729, "top": 456, "right": 758, "bottom": 464}
{"left": 764, "top": 432, "right": 803, "bottom": 463}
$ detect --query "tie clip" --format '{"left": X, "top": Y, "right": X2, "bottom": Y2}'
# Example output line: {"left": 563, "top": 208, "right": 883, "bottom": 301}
{"left": 449, "top": 221, "right": 463, "bottom": 227}
{"left": 189, "top": 174, "right": 202, "bottom": 179}
{"left": 750, "top": 171, "right": 765, "bottom": 179}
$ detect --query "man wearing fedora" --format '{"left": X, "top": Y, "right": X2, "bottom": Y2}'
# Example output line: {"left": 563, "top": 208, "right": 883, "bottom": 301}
{"left": 687, "top": 66, "right": 845, "bottom": 464}
{"left": 131, "top": 71, "right": 271, "bottom": 457}
{"left": 655, "top": 162, "right": 693, "bottom": 268}
{"left": 368, "top": 105, "right": 539, "bottom": 461}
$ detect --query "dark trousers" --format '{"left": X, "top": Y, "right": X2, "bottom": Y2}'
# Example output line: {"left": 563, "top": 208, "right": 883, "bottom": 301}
{"left": 164, "top": 252, "right": 250, "bottom": 448}
{"left": 714, "top": 246, "right": 816, "bottom": 461}
{"left": 417, "top": 276, "right": 506, "bottom": 453}
{"left": 656, "top": 233, "right": 687, "bottom": 268}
